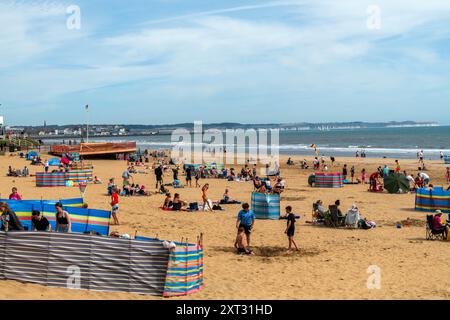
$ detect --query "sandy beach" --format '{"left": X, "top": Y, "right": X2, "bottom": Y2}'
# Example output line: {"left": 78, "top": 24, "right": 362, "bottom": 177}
{"left": 0, "top": 152, "right": 449, "bottom": 300}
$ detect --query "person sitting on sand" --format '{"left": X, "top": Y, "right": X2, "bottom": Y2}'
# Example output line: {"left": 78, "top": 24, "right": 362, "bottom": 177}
{"left": 172, "top": 193, "right": 187, "bottom": 211}
{"left": 272, "top": 177, "right": 285, "bottom": 194}
{"left": 300, "top": 159, "right": 309, "bottom": 169}
{"left": 313, "top": 200, "right": 326, "bottom": 220}
{"left": 223, "top": 189, "right": 232, "bottom": 203}
{"left": 9, "top": 187, "right": 22, "bottom": 200}
{"left": 93, "top": 176, "right": 102, "bottom": 184}
{"left": 257, "top": 182, "right": 267, "bottom": 194}
{"left": 334, "top": 200, "right": 345, "bottom": 218}
{"left": 136, "top": 185, "right": 149, "bottom": 196}
{"left": 163, "top": 193, "right": 173, "bottom": 209}
{"left": 234, "top": 226, "right": 254, "bottom": 255}
{"left": 253, "top": 176, "right": 261, "bottom": 191}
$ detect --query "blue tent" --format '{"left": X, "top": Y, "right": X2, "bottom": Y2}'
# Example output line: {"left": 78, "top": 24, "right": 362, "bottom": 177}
{"left": 444, "top": 155, "right": 450, "bottom": 164}
{"left": 26, "top": 151, "right": 39, "bottom": 160}
{"left": 48, "top": 158, "right": 61, "bottom": 166}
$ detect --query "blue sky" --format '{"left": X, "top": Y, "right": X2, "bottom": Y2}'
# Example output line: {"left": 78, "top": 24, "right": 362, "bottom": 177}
{"left": 1, "top": 0, "right": 450, "bottom": 125}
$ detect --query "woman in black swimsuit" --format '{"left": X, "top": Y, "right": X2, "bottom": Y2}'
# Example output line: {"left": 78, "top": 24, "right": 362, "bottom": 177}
{"left": 54, "top": 202, "right": 71, "bottom": 233}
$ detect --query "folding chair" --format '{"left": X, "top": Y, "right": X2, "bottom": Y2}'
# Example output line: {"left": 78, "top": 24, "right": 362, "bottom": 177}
{"left": 329, "top": 205, "right": 345, "bottom": 228}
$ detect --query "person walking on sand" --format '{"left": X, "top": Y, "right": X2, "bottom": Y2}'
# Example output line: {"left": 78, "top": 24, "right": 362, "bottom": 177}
{"left": 284, "top": 206, "right": 299, "bottom": 252}
{"left": 44, "top": 159, "right": 49, "bottom": 173}
{"left": 154, "top": 165, "right": 163, "bottom": 189}
{"left": 446, "top": 167, "right": 450, "bottom": 184}
{"left": 185, "top": 165, "right": 192, "bottom": 187}
{"left": 195, "top": 169, "right": 201, "bottom": 188}
{"left": 350, "top": 166, "right": 355, "bottom": 183}
{"left": 236, "top": 203, "right": 255, "bottom": 246}
{"left": 110, "top": 187, "right": 120, "bottom": 225}
{"left": 201, "top": 184, "right": 212, "bottom": 211}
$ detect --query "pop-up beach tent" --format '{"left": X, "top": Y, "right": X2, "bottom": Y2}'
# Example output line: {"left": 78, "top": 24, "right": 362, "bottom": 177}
{"left": 48, "top": 158, "right": 61, "bottom": 166}
{"left": 26, "top": 151, "right": 38, "bottom": 160}
{"left": 251, "top": 192, "right": 280, "bottom": 220}
{"left": 445, "top": 155, "right": 450, "bottom": 164}
{"left": 384, "top": 172, "right": 409, "bottom": 194}
{"left": 415, "top": 187, "right": 450, "bottom": 213}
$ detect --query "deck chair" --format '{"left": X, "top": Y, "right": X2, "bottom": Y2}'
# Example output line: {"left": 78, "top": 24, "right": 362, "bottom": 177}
{"left": 329, "top": 205, "right": 345, "bottom": 228}
{"left": 426, "top": 215, "right": 446, "bottom": 240}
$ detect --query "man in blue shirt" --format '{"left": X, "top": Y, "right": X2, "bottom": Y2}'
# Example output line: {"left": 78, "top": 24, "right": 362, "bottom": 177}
{"left": 236, "top": 203, "right": 255, "bottom": 246}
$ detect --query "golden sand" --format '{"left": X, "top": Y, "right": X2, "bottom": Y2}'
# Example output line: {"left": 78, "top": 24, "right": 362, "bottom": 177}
{"left": 0, "top": 153, "right": 449, "bottom": 300}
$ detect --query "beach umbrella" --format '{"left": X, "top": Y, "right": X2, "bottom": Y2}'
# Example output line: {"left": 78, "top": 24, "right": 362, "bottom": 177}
{"left": 383, "top": 173, "right": 409, "bottom": 194}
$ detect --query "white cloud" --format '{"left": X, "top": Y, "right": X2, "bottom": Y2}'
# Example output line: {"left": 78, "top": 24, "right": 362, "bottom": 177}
{"left": 1, "top": 0, "right": 450, "bottom": 124}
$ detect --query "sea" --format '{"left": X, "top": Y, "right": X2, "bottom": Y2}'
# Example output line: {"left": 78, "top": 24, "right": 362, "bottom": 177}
{"left": 43, "top": 126, "right": 450, "bottom": 160}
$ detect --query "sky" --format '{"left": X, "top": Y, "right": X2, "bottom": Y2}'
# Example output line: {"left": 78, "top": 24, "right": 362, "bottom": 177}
{"left": 1, "top": 0, "right": 450, "bottom": 126}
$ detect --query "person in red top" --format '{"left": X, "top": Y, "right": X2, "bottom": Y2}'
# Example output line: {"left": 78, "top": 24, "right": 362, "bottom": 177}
{"left": 432, "top": 210, "right": 448, "bottom": 238}
{"left": 8, "top": 187, "right": 22, "bottom": 200}
{"left": 110, "top": 187, "right": 120, "bottom": 225}
{"left": 369, "top": 172, "right": 380, "bottom": 192}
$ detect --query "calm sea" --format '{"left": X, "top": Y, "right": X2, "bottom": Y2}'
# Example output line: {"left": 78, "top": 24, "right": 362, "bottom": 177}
{"left": 44, "top": 126, "right": 450, "bottom": 160}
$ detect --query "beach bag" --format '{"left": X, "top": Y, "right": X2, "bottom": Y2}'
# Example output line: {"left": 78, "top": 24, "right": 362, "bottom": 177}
{"left": 358, "top": 219, "right": 372, "bottom": 230}
{"left": 189, "top": 202, "right": 199, "bottom": 211}
{"left": 212, "top": 204, "right": 222, "bottom": 210}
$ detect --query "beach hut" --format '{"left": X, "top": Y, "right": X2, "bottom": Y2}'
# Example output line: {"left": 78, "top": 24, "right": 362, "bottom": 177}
{"left": 314, "top": 172, "right": 344, "bottom": 188}
{"left": 251, "top": 192, "right": 280, "bottom": 220}
{"left": 415, "top": 187, "right": 450, "bottom": 213}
